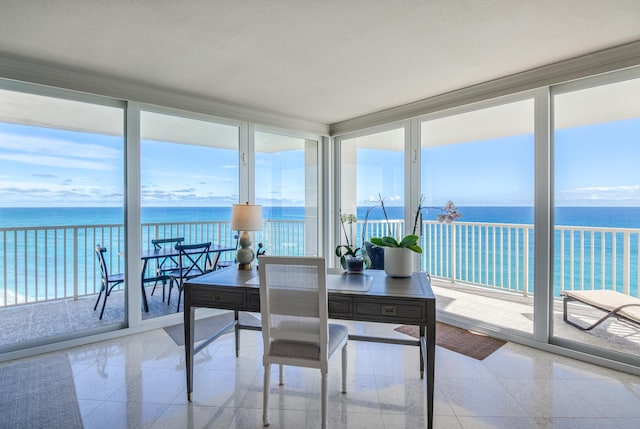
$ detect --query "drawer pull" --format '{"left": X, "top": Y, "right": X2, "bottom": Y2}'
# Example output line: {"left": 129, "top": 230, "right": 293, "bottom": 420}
{"left": 212, "top": 294, "right": 223, "bottom": 302}
{"left": 382, "top": 305, "right": 397, "bottom": 316}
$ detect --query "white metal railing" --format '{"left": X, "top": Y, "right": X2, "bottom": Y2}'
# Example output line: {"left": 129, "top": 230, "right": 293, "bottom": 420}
{"left": 0, "top": 219, "right": 304, "bottom": 306}
{"left": 2, "top": 218, "right": 639, "bottom": 307}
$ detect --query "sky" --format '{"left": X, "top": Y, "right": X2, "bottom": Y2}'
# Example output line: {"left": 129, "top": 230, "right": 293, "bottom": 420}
{"left": 0, "top": 118, "right": 639, "bottom": 208}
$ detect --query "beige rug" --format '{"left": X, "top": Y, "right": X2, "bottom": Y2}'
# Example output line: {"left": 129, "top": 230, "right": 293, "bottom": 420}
{"left": 395, "top": 322, "right": 506, "bottom": 360}
{"left": 0, "top": 353, "right": 83, "bottom": 428}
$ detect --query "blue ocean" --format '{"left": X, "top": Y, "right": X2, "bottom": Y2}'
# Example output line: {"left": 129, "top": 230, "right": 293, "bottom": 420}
{"left": 1, "top": 205, "right": 640, "bottom": 228}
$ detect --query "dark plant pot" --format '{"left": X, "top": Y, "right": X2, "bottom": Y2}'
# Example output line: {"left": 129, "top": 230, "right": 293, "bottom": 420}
{"left": 345, "top": 255, "right": 364, "bottom": 273}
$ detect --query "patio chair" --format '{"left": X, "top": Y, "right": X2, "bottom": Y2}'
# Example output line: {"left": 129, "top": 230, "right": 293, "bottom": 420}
{"left": 168, "top": 242, "right": 212, "bottom": 312}
{"left": 215, "top": 234, "right": 239, "bottom": 270}
{"left": 259, "top": 256, "right": 348, "bottom": 428}
{"left": 562, "top": 290, "right": 640, "bottom": 330}
{"left": 149, "top": 237, "right": 185, "bottom": 302}
{"left": 94, "top": 244, "right": 125, "bottom": 320}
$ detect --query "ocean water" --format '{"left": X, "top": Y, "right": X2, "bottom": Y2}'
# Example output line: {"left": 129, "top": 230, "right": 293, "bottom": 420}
{"left": 2, "top": 205, "right": 640, "bottom": 228}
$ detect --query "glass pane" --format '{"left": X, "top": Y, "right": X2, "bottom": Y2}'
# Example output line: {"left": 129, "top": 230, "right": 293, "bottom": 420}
{"left": 340, "top": 127, "right": 405, "bottom": 268}
{"left": 0, "top": 88, "right": 125, "bottom": 348}
{"left": 553, "top": 77, "right": 640, "bottom": 358}
{"left": 421, "top": 99, "right": 535, "bottom": 334}
{"left": 255, "top": 131, "right": 318, "bottom": 256}
{"left": 140, "top": 111, "right": 239, "bottom": 318}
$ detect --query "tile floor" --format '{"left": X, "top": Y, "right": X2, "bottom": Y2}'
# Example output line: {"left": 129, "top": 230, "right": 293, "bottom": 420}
{"left": 5, "top": 317, "right": 640, "bottom": 429}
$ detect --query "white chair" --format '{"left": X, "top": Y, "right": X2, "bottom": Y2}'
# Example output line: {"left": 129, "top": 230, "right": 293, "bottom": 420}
{"left": 259, "top": 256, "right": 348, "bottom": 428}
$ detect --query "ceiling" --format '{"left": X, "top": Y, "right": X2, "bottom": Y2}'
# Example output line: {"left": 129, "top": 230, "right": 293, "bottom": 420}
{"left": 1, "top": 1, "right": 640, "bottom": 127}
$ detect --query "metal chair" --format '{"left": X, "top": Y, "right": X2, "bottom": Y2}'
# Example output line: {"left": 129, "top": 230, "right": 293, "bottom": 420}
{"left": 149, "top": 237, "right": 185, "bottom": 301}
{"left": 94, "top": 244, "right": 125, "bottom": 320}
{"left": 259, "top": 256, "right": 348, "bottom": 428}
{"left": 215, "top": 234, "right": 239, "bottom": 270}
{"left": 168, "top": 242, "right": 212, "bottom": 312}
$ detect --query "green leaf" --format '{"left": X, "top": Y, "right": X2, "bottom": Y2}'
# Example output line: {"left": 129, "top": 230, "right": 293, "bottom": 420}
{"left": 398, "top": 234, "right": 419, "bottom": 248}
{"left": 380, "top": 236, "right": 399, "bottom": 247}
{"left": 408, "top": 244, "right": 423, "bottom": 254}
{"left": 369, "top": 237, "right": 385, "bottom": 246}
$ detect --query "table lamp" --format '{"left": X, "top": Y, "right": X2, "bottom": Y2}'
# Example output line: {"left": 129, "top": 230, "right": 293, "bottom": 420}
{"left": 230, "top": 202, "right": 263, "bottom": 270}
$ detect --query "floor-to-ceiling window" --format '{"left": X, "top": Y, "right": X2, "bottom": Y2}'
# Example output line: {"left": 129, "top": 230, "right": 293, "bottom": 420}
{"left": 420, "top": 98, "right": 536, "bottom": 334}
{"left": 140, "top": 109, "right": 239, "bottom": 318}
{"left": 338, "top": 125, "right": 406, "bottom": 268}
{"left": 0, "top": 85, "right": 125, "bottom": 349}
{"left": 254, "top": 130, "right": 319, "bottom": 256}
{"left": 552, "top": 74, "right": 640, "bottom": 360}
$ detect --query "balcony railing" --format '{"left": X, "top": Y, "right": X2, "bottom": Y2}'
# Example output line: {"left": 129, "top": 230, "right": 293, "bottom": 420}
{"left": 1, "top": 219, "right": 639, "bottom": 307}
{"left": 0, "top": 219, "right": 304, "bottom": 306}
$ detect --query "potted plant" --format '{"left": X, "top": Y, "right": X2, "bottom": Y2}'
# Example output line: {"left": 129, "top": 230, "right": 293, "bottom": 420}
{"left": 369, "top": 195, "right": 460, "bottom": 277}
{"left": 335, "top": 212, "right": 371, "bottom": 273}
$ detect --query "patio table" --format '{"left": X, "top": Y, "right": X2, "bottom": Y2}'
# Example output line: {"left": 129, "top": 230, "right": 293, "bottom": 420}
{"left": 139, "top": 243, "right": 235, "bottom": 312}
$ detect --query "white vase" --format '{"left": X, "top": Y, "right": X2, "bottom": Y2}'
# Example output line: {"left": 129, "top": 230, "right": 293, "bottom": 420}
{"left": 383, "top": 247, "right": 413, "bottom": 277}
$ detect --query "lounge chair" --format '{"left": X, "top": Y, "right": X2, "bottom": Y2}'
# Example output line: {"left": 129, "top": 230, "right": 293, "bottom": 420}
{"left": 562, "top": 290, "right": 640, "bottom": 331}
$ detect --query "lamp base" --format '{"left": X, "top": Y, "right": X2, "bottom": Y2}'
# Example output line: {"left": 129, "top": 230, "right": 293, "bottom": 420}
{"left": 238, "top": 262, "right": 252, "bottom": 270}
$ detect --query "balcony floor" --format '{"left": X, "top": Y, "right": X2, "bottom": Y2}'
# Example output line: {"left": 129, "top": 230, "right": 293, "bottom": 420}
{"left": 431, "top": 278, "right": 640, "bottom": 358}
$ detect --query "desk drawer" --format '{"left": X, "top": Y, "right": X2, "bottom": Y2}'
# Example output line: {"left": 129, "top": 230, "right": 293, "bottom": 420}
{"left": 190, "top": 287, "right": 244, "bottom": 309}
{"left": 246, "top": 289, "right": 261, "bottom": 312}
{"left": 355, "top": 299, "right": 425, "bottom": 324}
{"left": 328, "top": 296, "right": 353, "bottom": 319}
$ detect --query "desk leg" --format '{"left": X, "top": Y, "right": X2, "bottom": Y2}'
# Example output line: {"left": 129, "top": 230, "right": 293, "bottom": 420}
{"left": 234, "top": 310, "right": 240, "bottom": 358}
{"left": 426, "top": 320, "right": 435, "bottom": 429}
{"left": 184, "top": 298, "right": 195, "bottom": 401}
{"left": 140, "top": 259, "right": 149, "bottom": 312}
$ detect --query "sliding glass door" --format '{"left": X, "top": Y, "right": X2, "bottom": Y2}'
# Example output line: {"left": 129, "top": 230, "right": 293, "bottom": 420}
{"left": 254, "top": 130, "right": 319, "bottom": 256}
{"left": 0, "top": 85, "right": 125, "bottom": 349}
{"left": 421, "top": 98, "right": 535, "bottom": 334}
{"left": 552, "top": 75, "right": 640, "bottom": 359}
{"left": 140, "top": 109, "right": 239, "bottom": 318}
{"left": 339, "top": 126, "right": 406, "bottom": 267}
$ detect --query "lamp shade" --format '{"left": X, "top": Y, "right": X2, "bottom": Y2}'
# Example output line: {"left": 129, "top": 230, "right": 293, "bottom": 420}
{"left": 230, "top": 203, "right": 263, "bottom": 231}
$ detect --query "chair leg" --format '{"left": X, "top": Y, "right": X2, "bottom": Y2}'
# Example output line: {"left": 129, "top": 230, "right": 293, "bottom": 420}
{"left": 341, "top": 343, "right": 348, "bottom": 394}
{"left": 99, "top": 284, "right": 110, "bottom": 320}
{"left": 167, "top": 279, "right": 174, "bottom": 305}
{"left": 176, "top": 285, "right": 183, "bottom": 313}
{"left": 93, "top": 285, "right": 104, "bottom": 311}
{"left": 263, "top": 364, "right": 271, "bottom": 426}
{"left": 321, "top": 369, "right": 328, "bottom": 429}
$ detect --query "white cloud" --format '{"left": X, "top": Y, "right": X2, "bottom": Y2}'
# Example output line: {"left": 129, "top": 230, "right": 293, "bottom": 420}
{"left": 0, "top": 153, "right": 109, "bottom": 170}
{"left": 0, "top": 132, "right": 121, "bottom": 159}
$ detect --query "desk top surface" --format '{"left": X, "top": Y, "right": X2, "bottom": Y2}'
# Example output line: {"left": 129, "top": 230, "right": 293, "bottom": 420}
{"left": 186, "top": 265, "right": 435, "bottom": 301}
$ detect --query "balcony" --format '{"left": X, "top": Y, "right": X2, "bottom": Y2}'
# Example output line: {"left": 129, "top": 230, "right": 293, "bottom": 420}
{"left": 1, "top": 219, "right": 639, "bottom": 357}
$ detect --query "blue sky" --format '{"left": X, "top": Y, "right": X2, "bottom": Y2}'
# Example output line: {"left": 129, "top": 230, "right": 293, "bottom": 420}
{"left": 0, "top": 118, "right": 639, "bottom": 208}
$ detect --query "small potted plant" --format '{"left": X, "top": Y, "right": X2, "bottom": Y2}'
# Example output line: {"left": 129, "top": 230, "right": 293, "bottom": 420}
{"left": 335, "top": 212, "right": 371, "bottom": 273}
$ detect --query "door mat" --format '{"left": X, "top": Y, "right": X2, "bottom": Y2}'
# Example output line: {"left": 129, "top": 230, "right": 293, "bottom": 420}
{"left": 0, "top": 353, "right": 83, "bottom": 429}
{"left": 164, "top": 312, "right": 260, "bottom": 346}
{"left": 395, "top": 322, "right": 506, "bottom": 360}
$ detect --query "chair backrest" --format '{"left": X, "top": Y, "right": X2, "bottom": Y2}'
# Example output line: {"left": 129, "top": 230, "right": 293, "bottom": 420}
{"left": 176, "top": 242, "right": 212, "bottom": 279}
{"left": 95, "top": 244, "right": 109, "bottom": 282}
{"left": 365, "top": 241, "right": 384, "bottom": 270}
{"left": 152, "top": 237, "right": 185, "bottom": 250}
{"left": 259, "top": 256, "right": 328, "bottom": 360}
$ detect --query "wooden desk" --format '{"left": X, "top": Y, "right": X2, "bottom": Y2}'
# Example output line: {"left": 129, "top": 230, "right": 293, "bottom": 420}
{"left": 183, "top": 265, "right": 436, "bottom": 429}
